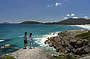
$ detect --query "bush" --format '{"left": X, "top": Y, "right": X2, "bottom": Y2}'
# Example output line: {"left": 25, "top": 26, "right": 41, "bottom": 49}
{"left": 75, "top": 31, "right": 90, "bottom": 41}
{"left": 51, "top": 55, "right": 78, "bottom": 59}
{"left": 0, "top": 55, "right": 15, "bottom": 59}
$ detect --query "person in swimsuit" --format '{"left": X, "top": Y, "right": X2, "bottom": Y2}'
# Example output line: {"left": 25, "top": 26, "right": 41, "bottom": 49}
{"left": 24, "top": 32, "right": 27, "bottom": 49}
{"left": 29, "top": 33, "right": 33, "bottom": 49}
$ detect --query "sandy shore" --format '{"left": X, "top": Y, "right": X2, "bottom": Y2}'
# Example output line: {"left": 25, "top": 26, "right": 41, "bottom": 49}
{"left": 71, "top": 25, "right": 90, "bottom": 30}
{"left": 9, "top": 47, "right": 52, "bottom": 59}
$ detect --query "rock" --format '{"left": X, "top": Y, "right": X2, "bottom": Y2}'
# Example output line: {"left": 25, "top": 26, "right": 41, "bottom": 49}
{"left": 76, "top": 41, "right": 82, "bottom": 45}
{"left": 76, "top": 40, "right": 83, "bottom": 48}
{"left": 70, "top": 40, "right": 77, "bottom": 48}
{"left": 49, "top": 42, "right": 53, "bottom": 47}
{"left": 4, "top": 44, "right": 11, "bottom": 48}
{"left": 70, "top": 40, "right": 77, "bottom": 43}
{"left": 88, "top": 43, "right": 90, "bottom": 47}
{"left": 45, "top": 40, "right": 49, "bottom": 44}
{"left": 83, "top": 40, "right": 88, "bottom": 45}
{"left": 84, "top": 48, "right": 89, "bottom": 53}
{"left": 80, "top": 56, "right": 90, "bottom": 59}
{"left": 45, "top": 30, "right": 90, "bottom": 57}
{"left": 9, "top": 48, "right": 51, "bottom": 59}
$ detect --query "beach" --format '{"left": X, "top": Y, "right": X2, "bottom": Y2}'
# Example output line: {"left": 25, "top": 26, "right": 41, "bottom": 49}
{"left": 71, "top": 25, "right": 90, "bottom": 30}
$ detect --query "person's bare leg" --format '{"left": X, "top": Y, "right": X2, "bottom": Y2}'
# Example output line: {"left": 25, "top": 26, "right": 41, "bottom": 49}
{"left": 24, "top": 43, "right": 26, "bottom": 49}
{"left": 29, "top": 42, "right": 31, "bottom": 49}
{"left": 25, "top": 43, "right": 26, "bottom": 48}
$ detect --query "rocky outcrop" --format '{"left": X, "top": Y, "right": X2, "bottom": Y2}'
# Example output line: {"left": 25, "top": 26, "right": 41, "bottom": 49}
{"left": 45, "top": 30, "right": 90, "bottom": 57}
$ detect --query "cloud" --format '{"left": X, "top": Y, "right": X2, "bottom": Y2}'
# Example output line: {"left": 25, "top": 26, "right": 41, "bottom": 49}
{"left": 66, "top": 13, "right": 75, "bottom": 17}
{"left": 55, "top": 2, "right": 62, "bottom": 7}
{"left": 66, "top": 14, "right": 70, "bottom": 16}
{"left": 84, "top": 16, "right": 88, "bottom": 19}
{"left": 73, "top": 17, "right": 78, "bottom": 19}
{"left": 48, "top": 2, "right": 63, "bottom": 7}
{"left": 71, "top": 13, "right": 75, "bottom": 16}
{"left": 64, "top": 17, "right": 68, "bottom": 19}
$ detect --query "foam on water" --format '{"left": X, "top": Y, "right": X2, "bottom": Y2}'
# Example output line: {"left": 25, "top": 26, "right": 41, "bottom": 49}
{"left": 35, "top": 31, "right": 60, "bottom": 47}
{"left": 0, "top": 40, "right": 4, "bottom": 42}
{"left": 33, "top": 31, "right": 61, "bottom": 55}
{"left": 72, "top": 25, "right": 90, "bottom": 30}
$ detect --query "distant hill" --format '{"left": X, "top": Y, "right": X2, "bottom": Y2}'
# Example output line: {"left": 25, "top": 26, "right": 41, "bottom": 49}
{"left": 44, "top": 18, "right": 90, "bottom": 25}
{"left": 4, "top": 18, "right": 90, "bottom": 25}
{"left": 20, "top": 21, "right": 42, "bottom": 24}
{"left": 0, "top": 22, "right": 18, "bottom": 24}
{"left": 0, "top": 22, "right": 10, "bottom": 24}
{"left": 58, "top": 18, "right": 90, "bottom": 25}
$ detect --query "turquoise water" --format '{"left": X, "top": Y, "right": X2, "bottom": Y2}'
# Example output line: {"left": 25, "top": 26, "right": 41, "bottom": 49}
{"left": 0, "top": 24, "right": 85, "bottom": 55}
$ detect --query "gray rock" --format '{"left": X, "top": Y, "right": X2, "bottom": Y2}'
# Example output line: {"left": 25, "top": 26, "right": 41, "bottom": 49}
{"left": 45, "top": 30, "right": 90, "bottom": 57}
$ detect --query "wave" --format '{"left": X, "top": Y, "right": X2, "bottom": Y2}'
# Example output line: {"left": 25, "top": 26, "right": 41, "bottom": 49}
{"left": 0, "top": 40, "right": 4, "bottom": 42}
{"left": 34, "top": 31, "right": 61, "bottom": 55}
{"left": 71, "top": 25, "right": 90, "bottom": 30}
{"left": 35, "top": 32, "right": 60, "bottom": 46}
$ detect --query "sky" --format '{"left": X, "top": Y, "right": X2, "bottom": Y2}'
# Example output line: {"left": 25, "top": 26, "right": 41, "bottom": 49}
{"left": 0, "top": 0, "right": 90, "bottom": 23}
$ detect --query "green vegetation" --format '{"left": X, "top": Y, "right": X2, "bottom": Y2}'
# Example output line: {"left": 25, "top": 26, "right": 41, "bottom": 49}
{"left": 57, "top": 18, "right": 90, "bottom": 25}
{"left": 51, "top": 55, "right": 78, "bottom": 59}
{"left": 20, "top": 18, "right": 90, "bottom": 25}
{"left": 1, "top": 18, "right": 90, "bottom": 25}
{"left": 65, "top": 54, "right": 78, "bottom": 59}
{"left": 75, "top": 31, "right": 90, "bottom": 41}
{"left": 0, "top": 55, "right": 15, "bottom": 59}
{"left": 53, "top": 56, "right": 65, "bottom": 59}
{"left": 20, "top": 21, "right": 42, "bottom": 24}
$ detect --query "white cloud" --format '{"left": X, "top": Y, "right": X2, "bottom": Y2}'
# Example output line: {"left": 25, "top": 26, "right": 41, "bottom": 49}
{"left": 64, "top": 17, "right": 68, "bottom": 19}
{"left": 73, "top": 17, "right": 78, "bottom": 19}
{"left": 66, "top": 14, "right": 70, "bottom": 16}
{"left": 55, "top": 2, "right": 62, "bottom": 7}
{"left": 66, "top": 13, "right": 75, "bottom": 17}
{"left": 71, "top": 13, "right": 75, "bottom": 16}
{"left": 84, "top": 16, "right": 88, "bottom": 19}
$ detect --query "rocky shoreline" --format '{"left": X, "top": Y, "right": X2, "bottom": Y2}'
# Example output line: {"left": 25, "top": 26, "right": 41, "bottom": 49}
{"left": 8, "top": 47, "right": 52, "bottom": 59}
{"left": 45, "top": 30, "right": 90, "bottom": 58}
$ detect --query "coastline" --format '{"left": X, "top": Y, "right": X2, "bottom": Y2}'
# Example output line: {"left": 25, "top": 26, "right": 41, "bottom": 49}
{"left": 34, "top": 24, "right": 90, "bottom": 56}
{"left": 2, "top": 30, "right": 90, "bottom": 59}
{"left": 1, "top": 25, "right": 90, "bottom": 59}
{"left": 45, "top": 30, "right": 90, "bottom": 58}
{"left": 37, "top": 32, "right": 60, "bottom": 55}
{"left": 71, "top": 25, "right": 90, "bottom": 30}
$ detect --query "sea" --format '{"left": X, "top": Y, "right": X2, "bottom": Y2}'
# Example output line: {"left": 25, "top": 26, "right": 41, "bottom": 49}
{"left": 0, "top": 24, "right": 88, "bottom": 55}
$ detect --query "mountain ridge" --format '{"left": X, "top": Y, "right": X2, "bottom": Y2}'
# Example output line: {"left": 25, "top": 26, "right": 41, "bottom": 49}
{"left": 1, "top": 18, "right": 90, "bottom": 25}
{"left": 20, "top": 18, "right": 90, "bottom": 25}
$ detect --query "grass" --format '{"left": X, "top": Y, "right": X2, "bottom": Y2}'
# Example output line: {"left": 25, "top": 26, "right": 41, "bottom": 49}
{"left": 51, "top": 54, "right": 78, "bottom": 59}
{"left": 75, "top": 31, "right": 90, "bottom": 41}
{"left": 0, "top": 55, "right": 15, "bottom": 59}
{"left": 53, "top": 56, "right": 66, "bottom": 59}
{"left": 65, "top": 54, "right": 78, "bottom": 59}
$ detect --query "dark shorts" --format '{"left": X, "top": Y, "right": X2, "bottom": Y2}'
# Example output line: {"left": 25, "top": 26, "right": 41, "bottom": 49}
{"left": 24, "top": 40, "right": 27, "bottom": 44}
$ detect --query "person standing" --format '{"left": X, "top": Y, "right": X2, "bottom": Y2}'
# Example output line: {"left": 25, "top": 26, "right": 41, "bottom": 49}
{"left": 24, "top": 32, "right": 27, "bottom": 49}
{"left": 29, "top": 33, "right": 33, "bottom": 49}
